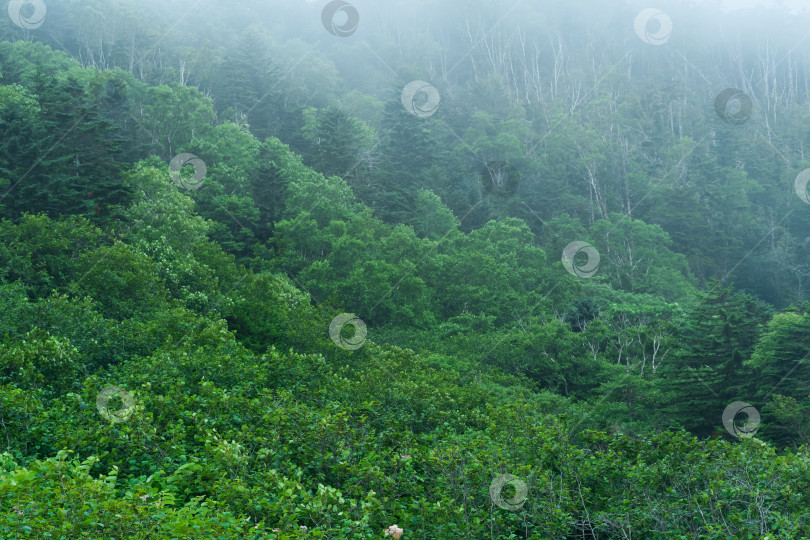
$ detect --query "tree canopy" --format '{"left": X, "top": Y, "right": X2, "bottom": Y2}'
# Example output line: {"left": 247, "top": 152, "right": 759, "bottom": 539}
{"left": 2, "top": 0, "right": 810, "bottom": 537}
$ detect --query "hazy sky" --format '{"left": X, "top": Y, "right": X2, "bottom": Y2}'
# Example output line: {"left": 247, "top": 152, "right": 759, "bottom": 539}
{"left": 708, "top": 0, "right": 810, "bottom": 13}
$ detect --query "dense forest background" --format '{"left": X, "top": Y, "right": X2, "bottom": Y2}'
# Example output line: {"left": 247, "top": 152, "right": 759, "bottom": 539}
{"left": 2, "top": 0, "right": 810, "bottom": 537}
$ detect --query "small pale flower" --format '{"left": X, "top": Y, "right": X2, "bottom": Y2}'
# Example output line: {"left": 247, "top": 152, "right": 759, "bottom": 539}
{"left": 385, "top": 524, "right": 404, "bottom": 538}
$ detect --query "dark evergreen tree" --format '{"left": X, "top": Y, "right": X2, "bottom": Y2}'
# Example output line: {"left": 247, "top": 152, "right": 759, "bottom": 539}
{"left": 1, "top": 71, "right": 128, "bottom": 223}
{"left": 567, "top": 297, "right": 601, "bottom": 333}
{"left": 375, "top": 82, "right": 447, "bottom": 224}
{"left": 300, "top": 106, "right": 367, "bottom": 179}
{"left": 656, "top": 284, "right": 772, "bottom": 437}
{"left": 746, "top": 303, "right": 810, "bottom": 445}
{"left": 212, "top": 30, "right": 282, "bottom": 141}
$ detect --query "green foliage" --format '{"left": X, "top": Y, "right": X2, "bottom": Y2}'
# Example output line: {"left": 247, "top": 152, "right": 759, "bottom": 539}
{"left": 411, "top": 189, "right": 459, "bottom": 240}
{"left": 589, "top": 213, "right": 696, "bottom": 301}
{"left": 658, "top": 285, "right": 772, "bottom": 436}
{"left": 0, "top": 213, "right": 106, "bottom": 298}
{"left": 0, "top": 329, "right": 81, "bottom": 396}
{"left": 0, "top": 451, "right": 262, "bottom": 538}
{"left": 300, "top": 106, "right": 372, "bottom": 178}
{"left": 747, "top": 309, "right": 810, "bottom": 445}
{"left": 4, "top": 10, "right": 810, "bottom": 537}
{"left": 0, "top": 42, "right": 130, "bottom": 222}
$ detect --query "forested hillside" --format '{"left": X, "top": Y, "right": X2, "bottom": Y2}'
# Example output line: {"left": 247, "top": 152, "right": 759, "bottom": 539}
{"left": 1, "top": 0, "right": 810, "bottom": 537}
